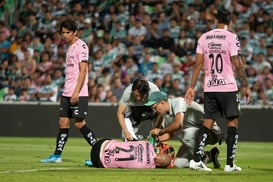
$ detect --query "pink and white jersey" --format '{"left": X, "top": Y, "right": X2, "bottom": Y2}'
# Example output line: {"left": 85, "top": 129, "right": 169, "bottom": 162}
{"left": 196, "top": 28, "right": 240, "bottom": 92}
{"left": 101, "top": 140, "right": 156, "bottom": 168}
{"left": 63, "top": 39, "right": 89, "bottom": 97}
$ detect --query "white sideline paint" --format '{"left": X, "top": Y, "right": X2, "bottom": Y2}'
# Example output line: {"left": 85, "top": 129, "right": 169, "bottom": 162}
{"left": 0, "top": 167, "right": 79, "bottom": 174}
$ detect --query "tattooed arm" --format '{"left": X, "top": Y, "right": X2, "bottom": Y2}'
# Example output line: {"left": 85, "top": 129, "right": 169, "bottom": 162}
{"left": 232, "top": 55, "right": 252, "bottom": 103}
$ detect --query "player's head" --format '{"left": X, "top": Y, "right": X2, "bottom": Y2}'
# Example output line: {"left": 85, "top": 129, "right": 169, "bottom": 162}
{"left": 60, "top": 18, "right": 79, "bottom": 44}
{"left": 155, "top": 153, "right": 171, "bottom": 168}
{"left": 215, "top": 8, "right": 231, "bottom": 25}
{"left": 59, "top": 18, "right": 79, "bottom": 33}
{"left": 131, "top": 78, "right": 150, "bottom": 101}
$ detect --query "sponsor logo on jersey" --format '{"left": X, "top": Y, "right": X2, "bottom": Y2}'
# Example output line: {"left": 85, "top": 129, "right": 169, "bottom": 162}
{"left": 208, "top": 42, "right": 222, "bottom": 49}
{"left": 137, "top": 144, "right": 144, "bottom": 163}
{"left": 206, "top": 35, "right": 226, "bottom": 39}
{"left": 207, "top": 75, "right": 226, "bottom": 87}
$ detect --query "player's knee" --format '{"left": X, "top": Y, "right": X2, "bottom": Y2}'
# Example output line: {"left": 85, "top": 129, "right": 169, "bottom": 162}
{"left": 74, "top": 120, "right": 85, "bottom": 129}
{"left": 59, "top": 117, "right": 70, "bottom": 128}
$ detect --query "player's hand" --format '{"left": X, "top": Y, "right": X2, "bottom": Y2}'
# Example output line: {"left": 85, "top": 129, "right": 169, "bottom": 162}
{"left": 150, "top": 128, "right": 161, "bottom": 136}
{"left": 245, "top": 87, "right": 253, "bottom": 104}
{"left": 124, "top": 132, "right": 133, "bottom": 141}
{"left": 185, "top": 87, "right": 195, "bottom": 105}
{"left": 70, "top": 92, "right": 79, "bottom": 105}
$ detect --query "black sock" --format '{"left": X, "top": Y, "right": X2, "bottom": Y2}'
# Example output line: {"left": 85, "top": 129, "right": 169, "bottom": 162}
{"left": 54, "top": 128, "right": 69, "bottom": 155}
{"left": 80, "top": 124, "right": 97, "bottom": 146}
{"left": 201, "top": 151, "right": 211, "bottom": 164}
{"left": 193, "top": 125, "right": 210, "bottom": 162}
{"left": 226, "top": 127, "right": 238, "bottom": 167}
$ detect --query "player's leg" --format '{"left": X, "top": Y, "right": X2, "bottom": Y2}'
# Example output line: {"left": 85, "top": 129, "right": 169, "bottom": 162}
{"left": 40, "top": 96, "right": 71, "bottom": 163}
{"left": 222, "top": 91, "right": 241, "bottom": 172}
{"left": 74, "top": 119, "right": 97, "bottom": 146}
{"left": 189, "top": 119, "right": 214, "bottom": 171}
{"left": 189, "top": 92, "right": 218, "bottom": 171}
{"left": 177, "top": 127, "right": 219, "bottom": 168}
{"left": 224, "top": 117, "right": 241, "bottom": 171}
{"left": 73, "top": 96, "right": 97, "bottom": 146}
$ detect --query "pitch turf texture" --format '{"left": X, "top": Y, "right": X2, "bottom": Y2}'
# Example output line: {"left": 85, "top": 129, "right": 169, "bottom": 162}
{"left": 0, "top": 137, "right": 272, "bottom": 182}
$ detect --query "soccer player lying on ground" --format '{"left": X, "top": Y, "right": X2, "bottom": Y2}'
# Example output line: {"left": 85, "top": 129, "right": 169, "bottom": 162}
{"left": 90, "top": 138, "right": 171, "bottom": 168}
{"left": 145, "top": 91, "right": 223, "bottom": 168}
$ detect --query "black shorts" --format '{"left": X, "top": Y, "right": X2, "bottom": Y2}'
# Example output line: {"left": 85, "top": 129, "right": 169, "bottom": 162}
{"left": 203, "top": 91, "right": 240, "bottom": 120}
{"left": 91, "top": 138, "right": 112, "bottom": 168}
{"left": 59, "top": 96, "right": 88, "bottom": 120}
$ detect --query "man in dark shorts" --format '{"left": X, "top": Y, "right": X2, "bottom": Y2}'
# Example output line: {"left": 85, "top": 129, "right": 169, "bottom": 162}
{"left": 185, "top": 8, "right": 252, "bottom": 172}
{"left": 40, "top": 18, "right": 97, "bottom": 163}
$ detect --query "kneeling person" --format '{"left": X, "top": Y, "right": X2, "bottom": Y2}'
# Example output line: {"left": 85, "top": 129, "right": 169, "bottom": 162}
{"left": 145, "top": 91, "right": 223, "bottom": 169}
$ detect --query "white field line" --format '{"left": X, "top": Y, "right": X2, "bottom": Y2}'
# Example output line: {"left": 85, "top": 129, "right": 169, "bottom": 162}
{"left": 0, "top": 167, "right": 80, "bottom": 174}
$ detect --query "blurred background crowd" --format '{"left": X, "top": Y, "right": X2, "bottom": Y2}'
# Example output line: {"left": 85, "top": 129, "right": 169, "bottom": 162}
{"left": 0, "top": 0, "right": 272, "bottom": 105}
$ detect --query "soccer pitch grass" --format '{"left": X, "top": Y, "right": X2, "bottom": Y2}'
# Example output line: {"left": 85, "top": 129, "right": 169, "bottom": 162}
{"left": 0, "top": 137, "right": 272, "bottom": 182}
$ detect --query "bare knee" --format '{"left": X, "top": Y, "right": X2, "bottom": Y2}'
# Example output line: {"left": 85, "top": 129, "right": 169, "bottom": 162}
{"left": 74, "top": 119, "right": 86, "bottom": 129}
{"left": 203, "top": 119, "right": 215, "bottom": 129}
{"left": 59, "top": 117, "right": 70, "bottom": 128}
{"left": 227, "top": 117, "right": 238, "bottom": 128}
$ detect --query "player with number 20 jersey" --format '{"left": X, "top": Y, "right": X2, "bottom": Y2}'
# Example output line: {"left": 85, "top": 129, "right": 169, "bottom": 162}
{"left": 196, "top": 28, "right": 240, "bottom": 92}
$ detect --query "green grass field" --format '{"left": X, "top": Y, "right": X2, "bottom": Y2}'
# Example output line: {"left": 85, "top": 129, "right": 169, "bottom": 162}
{"left": 0, "top": 137, "right": 272, "bottom": 182}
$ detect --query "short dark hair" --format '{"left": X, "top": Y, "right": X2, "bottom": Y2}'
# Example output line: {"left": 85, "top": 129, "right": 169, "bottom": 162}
{"left": 216, "top": 8, "right": 231, "bottom": 25}
{"left": 59, "top": 18, "right": 79, "bottom": 32}
{"left": 132, "top": 79, "right": 150, "bottom": 97}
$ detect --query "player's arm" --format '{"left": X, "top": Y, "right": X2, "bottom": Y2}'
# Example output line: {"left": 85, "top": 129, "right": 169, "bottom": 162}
{"left": 117, "top": 102, "right": 132, "bottom": 140}
{"left": 185, "top": 53, "right": 203, "bottom": 104}
{"left": 159, "top": 112, "right": 184, "bottom": 135}
{"left": 153, "top": 114, "right": 164, "bottom": 128}
{"left": 232, "top": 55, "right": 252, "bottom": 103}
{"left": 158, "top": 132, "right": 174, "bottom": 142}
{"left": 71, "top": 61, "right": 88, "bottom": 104}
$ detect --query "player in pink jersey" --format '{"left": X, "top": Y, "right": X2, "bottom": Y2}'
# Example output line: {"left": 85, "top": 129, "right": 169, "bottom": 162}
{"left": 40, "top": 18, "right": 97, "bottom": 163}
{"left": 185, "top": 8, "right": 252, "bottom": 172}
{"left": 90, "top": 138, "right": 171, "bottom": 169}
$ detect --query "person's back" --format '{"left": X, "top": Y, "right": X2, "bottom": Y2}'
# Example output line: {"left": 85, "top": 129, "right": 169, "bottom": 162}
{"left": 198, "top": 28, "right": 239, "bottom": 92}
{"left": 185, "top": 8, "right": 252, "bottom": 172}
